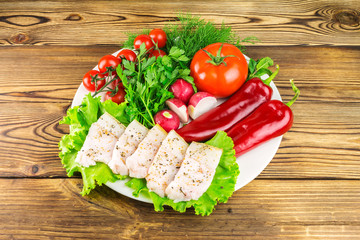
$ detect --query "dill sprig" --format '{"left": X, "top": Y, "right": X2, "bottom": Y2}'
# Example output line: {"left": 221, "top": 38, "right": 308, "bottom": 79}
{"left": 164, "top": 14, "right": 257, "bottom": 59}
{"left": 122, "top": 13, "right": 258, "bottom": 62}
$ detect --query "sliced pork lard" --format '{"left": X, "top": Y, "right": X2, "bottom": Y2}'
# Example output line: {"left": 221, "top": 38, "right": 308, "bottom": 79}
{"left": 75, "top": 112, "right": 126, "bottom": 167}
{"left": 165, "top": 142, "right": 223, "bottom": 202}
{"left": 126, "top": 124, "right": 168, "bottom": 179}
{"left": 146, "top": 130, "right": 189, "bottom": 197}
{"left": 108, "top": 119, "right": 148, "bottom": 175}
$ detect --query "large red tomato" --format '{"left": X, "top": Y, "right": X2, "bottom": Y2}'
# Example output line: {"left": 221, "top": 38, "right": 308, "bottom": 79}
{"left": 190, "top": 43, "right": 248, "bottom": 98}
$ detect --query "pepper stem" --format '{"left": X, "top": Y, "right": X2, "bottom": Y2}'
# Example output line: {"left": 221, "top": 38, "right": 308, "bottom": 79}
{"left": 286, "top": 79, "right": 300, "bottom": 107}
{"left": 263, "top": 65, "right": 279, "bottom": 86}
{"left": 202, "top": 43, "right": 236, "bottom": 66}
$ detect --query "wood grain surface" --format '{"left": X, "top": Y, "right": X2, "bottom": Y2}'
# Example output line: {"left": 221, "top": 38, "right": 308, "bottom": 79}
{"left": 0, "top": 0, "right": 360, "bottom": 239}
{"left": 0, "top": 0, "right": 359, "bottom": 46}
{"left": 1, "top": 178, "right": 360, "bottom": 239}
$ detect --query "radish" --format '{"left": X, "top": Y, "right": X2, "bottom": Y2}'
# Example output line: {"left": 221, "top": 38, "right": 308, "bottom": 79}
{"left": 166, "top": 98, "right": 189, "bottom": 123}
{"left": 169, "top": 79, "right": 194, "bottom": 104}
{"left": 188, "top": 92, "right": 217, "bottom": 119}
{"left": 154, "top": 110, "right": 180, "bottom": 132}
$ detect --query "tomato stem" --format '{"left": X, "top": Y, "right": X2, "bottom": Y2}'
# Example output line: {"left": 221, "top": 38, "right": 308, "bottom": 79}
{"left": 92, "top": 67, "right": 117, "bottom": 97}
{"left": 90, "top": 73, "right": 103, "bottom": 91}
{"left": 202, "top": 43, "right": 236, "bottom": 66}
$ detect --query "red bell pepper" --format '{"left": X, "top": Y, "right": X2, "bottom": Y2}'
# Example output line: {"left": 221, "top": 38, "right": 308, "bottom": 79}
{"left": 227, "top": 80, "right": 300, "bottom": 157}
{"left": 177, "top": 77, "right": 273, "bottom": 142}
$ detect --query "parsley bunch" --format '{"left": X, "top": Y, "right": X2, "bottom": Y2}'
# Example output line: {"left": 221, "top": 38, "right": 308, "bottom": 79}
{"left": 116, "top": 44, "right": 195, "bottom": 128}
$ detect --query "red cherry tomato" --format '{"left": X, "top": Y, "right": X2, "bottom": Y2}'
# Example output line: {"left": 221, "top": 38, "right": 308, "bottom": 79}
{"left": 98, "top": 55, "right": 121, "bottom": 76}
{"left": 116, "top": 49, "right": 137, "bottom": 62}
{"left": 149, "top": 29, "right": 167, "bottom": 48}
{"left": 105, "top": 88, "right": 126, "bottom": 104}
{"left": 109, "top": 77, "right": 124, "bottom": 89}
{"left": 190, "top": 43, "right": 248, "bottom": 98}
{"left": 149, "top": 49, "right": 167, "bottom": 59}
{"left": 134, "top": 34, "right": 154, "bottom": 51}
{"left": 82, "top": 70, "right": 105, "bottom": 92}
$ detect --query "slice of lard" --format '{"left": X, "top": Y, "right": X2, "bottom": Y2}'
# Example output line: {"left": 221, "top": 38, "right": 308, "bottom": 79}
{"left": 108, "top": 119, "right": 148, "bottom": 175}
{"left": 126, "top": 124, "right": 168, "bottom": 179}
{"left": 146, "top": 130, "right": 189, "bottom": 198}
{"left": 75, "top": 112, "right": 126, "bottom": 167}
{"left": 165, "top": 142, "right": 223, "bottom": 202}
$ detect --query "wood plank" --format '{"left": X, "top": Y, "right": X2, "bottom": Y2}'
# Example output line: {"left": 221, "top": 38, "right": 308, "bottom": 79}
{"left": 0, "top": 0, "right": 359, "bottom": 47}
{"left": 0, "top": 178, "right": 359, "bottom": 239}
{"left": 245, "top": 46, "right": 360, "bottom": 179}
{"left": 0, "top": 45, "right": 359, "bottom": 179}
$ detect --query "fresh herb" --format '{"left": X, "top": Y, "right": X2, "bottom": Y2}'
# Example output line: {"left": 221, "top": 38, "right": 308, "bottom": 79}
{"left": 247, "top": 57, "right": 279, "bottom": 85}
{"left": 116, "top": 43, "right": 195, "bottom": 128}
{"left": 123, "top": 14, "right": 258, "bottom": 62}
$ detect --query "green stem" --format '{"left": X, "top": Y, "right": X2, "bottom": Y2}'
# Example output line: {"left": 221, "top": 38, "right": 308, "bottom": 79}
{"left": 137, "top": 54, "right": 142, "bottom": 82}
{"left": 137, "top": 111, "right": 154, "bottom": 126}
{"left": 263, "top": 65, "right": 279, "bottom": 86}
{"left": 202, "top": 43, "right": 236, "bottom": 66}
{"left": 286, "top": 79, "right": 300, "bottom": 107}
{"left": 140, "top": 95, "right": 155, "bottom": 126}
{"left": 92, "top": 72, "right": 117, "bottom": 98}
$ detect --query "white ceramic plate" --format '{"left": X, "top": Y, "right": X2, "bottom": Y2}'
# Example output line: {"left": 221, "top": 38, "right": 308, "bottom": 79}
{"left": 71, "top": 49, "right": 282, "bottom": 204}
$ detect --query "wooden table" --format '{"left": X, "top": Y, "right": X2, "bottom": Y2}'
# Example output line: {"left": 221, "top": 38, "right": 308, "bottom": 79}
{"left": 1, "top": 1, "right": 360, "bottom": 239}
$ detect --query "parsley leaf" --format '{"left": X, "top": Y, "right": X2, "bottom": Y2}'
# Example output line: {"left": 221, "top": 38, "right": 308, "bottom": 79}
{"left": 116, "top": 45, "right": 196, "bottom": 128}
{"left": 247, "top": 57, "right": 279, "bottom": 85}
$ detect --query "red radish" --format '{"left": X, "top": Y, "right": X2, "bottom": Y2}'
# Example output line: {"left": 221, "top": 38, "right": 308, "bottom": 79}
{"left": 169, "top": 79, "right": 194, "bottom": 104}
{"left": 154, "top": 110, "right": 180, "bottom": 132}
{"left": 166, "top": 98, "right": 189, "bottom": 123}
{"left": 188, "top": 92, "right": 217, "bottom": 119}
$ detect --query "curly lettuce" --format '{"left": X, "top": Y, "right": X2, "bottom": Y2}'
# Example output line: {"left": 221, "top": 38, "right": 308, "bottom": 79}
{"left": 59, "top": 94, "right": 240, "bottom": 215}
{"left": 58, "top": 94, "right": 128, "bottom": 195}
{"left": 126, "top": 131, "right": 240, "bottom": 216}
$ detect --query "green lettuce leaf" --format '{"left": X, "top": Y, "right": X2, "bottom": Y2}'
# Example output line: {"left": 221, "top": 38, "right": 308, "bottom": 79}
{"left": 59, "top": 93, "right": 128, "bottom": 195}
{"left": 126, "top": 131, "right": 240, "bottom": 216}
{"left": 59, "top": 95, "right": 239, "bottom": 214}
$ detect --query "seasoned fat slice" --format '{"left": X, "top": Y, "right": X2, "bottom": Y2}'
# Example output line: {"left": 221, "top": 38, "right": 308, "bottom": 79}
{"left": 108, "top": 119, "right": 148, "bottom": 175}
{"left": 126, "top": 124, "right": 168, "bottom": 178}
{"left": 165, "top": 142, "right": 223, "bottom": 202}
{"left": 75, "top": 112, "right": 126, "bottom": 167}
{"left": 146, "top": 130, "right": 189, "bottom": 197}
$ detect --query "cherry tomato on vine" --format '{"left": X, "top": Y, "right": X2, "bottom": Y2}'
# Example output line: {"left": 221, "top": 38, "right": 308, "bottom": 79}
{"left": 82, "top": 70, "right": 105, "bottom": 92}
{"left": 109, "top": 77, "right": 124, "bottom": 89}
{"left": 116, "top": 49, "right": 137, "bottom": 62}
{"left": 190, "top": 43, "right": 248, "bottom": 98}
{"left": 134, "top": 34, "right": 154, "bottom": 51}
{"left": 105, "top": 88, "right": 126, "bottom": 104}
{"left": 149, "top": 29, "right": 167, "bottom": 48}
{"left": 98, "top": 55, "right": 121, "bottom": 76}
{"left": 149, "top": 49, "right": 167, "bottom": 59}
